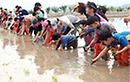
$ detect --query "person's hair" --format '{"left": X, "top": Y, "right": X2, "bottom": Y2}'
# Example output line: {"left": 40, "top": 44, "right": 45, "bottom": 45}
{"left": 87, "top": 16, "right": 100, "bottom": 25}
{"left": 9, "top": 17, "right": 13, "bottom": 21}
{"left": 52, "top": 33, "right": 61, "bottom": 40}
{"left": 34, "top": 6, "right": 40, "bottom": 12}
{"left": 15, "top": 9, "right": 19, "bottom": 13}
{"left": 14, "top": 17, "right": 19, "bottom": 22}
{"left": 21, "top": 17, "right": 25, "bottom": 21}
{"left": 4, "top": 8, "right": 7, "bottom": 11}
{"left": 80, "top": 23, "right": 87, "bottom": 26}
{"left": 56, "top": 18, "right": 60, "bottom": 21}
{"left": 17, "top": 6, "right": 22, "bottom": 11}
{"left": 99, "top": 31, "right": 113, "bottom": 41}
{"left": 88, "top": 6, "right": 96, "bottom": 13}
{"left": 47, "top": 20, "right": 51, "bottom": 25}
{"left": 37, "top": 17, "right": 45, "bottom": 22}
{"left": 78, "top": 20, "right": 87, "bottom": 25}
{"left": 32, "top": 12, "right": 36, "bottom": 16}
{"left": 15, "top": 5, "right": 19, "bottom": 8}
{"left": 35, "top": 2, "right": 42, "bottom": 7}
{"left": 96, "top": 6, "right": 108, "bottom": 21}
{"left": 0, "top": 7, "right": 2, "bottom": 10}
{"left": 87, "top": 1, "right": 97, "bottom": 13}
{"left": 41, "top": 18, "right": 45, "bottom": 21}
{"left": 73, "top": 2, "right": 108, "bottom": 20}
{"left": 73, "top": 2, "right": 86, "bottom": 15}
{"left": 9, "top": 11, "right": 12, "bottom": 13}
{"left": 18, "top": 6, "right": 22, "bottom": 9}
{"left": 0, "top": 15, "right": 2, "bottom": 19}
{"left": 32, "top": 19, "right": 38, "bottom": 25}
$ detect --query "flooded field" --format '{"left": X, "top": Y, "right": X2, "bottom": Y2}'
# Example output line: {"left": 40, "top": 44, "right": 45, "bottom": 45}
{"left": 0, "top": 18, "right": 130, "bottom": 82}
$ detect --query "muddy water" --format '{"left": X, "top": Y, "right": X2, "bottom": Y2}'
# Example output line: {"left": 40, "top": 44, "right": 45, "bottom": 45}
{"left": 109, "top": 18, "right": 130, "bottom": 32}
{"left": 0, "top": 21, "right": 130, "bottom": 82}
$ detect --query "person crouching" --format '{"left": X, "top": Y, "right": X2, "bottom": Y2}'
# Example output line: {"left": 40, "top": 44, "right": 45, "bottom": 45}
{"left": 52, "top": 33, "right": 78, "bottom": 50}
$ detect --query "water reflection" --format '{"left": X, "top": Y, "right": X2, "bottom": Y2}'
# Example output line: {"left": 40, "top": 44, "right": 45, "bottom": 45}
{"left": 0, "top": 30, "right": 84, "bottom": 82}
{"left": 109, "top": 18, "right": 130, "bottom": 32}
{"left": 0, "top": 18, "right": 130, "bottom": 82}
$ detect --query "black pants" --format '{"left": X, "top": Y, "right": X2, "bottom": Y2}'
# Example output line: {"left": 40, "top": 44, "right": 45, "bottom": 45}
{"left": 29, "top": 26, "right": 39, "bottom": 36}
{"left": 29, "top": 26, "right": 34, "bottom": 36}
{"left": 63, "top": 23, "right": 78, "bottom": 35}
{"left": 63, "top": 26, "right": 71, "bottom": 35}
{"left": 67, "top": 39, "right": 77, "bottom": 49}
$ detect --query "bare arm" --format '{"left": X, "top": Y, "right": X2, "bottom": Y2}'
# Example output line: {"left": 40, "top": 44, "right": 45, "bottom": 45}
{"left": 92, "top": 47, "right": 109, "bottom": 61}
{"left": 39, "top": 28, "right": 46, "bottom": 38}
{"left": 8, "top": 21, "right": 15, "bottom": 30}
{"left": 116, "top": 45, "right": 130, "bottom": 55}
{"left": 86, "top": 34, "right": 97, "bottom": 50}
{"left": 67, "top": 23, "right": 75, "bottom": 35}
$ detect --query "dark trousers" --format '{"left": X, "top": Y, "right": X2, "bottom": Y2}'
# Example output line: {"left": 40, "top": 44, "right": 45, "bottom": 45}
{"left": 67, "top": 39, "right": 77, "bottom": 49}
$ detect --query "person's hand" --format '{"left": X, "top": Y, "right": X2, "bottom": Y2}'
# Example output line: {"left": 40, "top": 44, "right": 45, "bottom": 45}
{"left": 115, "top": 51, "right": 120, "bottom": 55}
{"left": 83, "top": 45, "right": 90, "bottom": 52}
{"left": 91, "top": 60, "right": 97, "bottom": 65}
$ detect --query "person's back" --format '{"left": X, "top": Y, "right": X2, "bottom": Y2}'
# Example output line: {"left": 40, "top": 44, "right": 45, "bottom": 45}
{"left": 98, "top": 22, "right": 117, "bottom": 34}
{"left": 114, "top": 31, "right": 130, "bottom": 36}
{"left": 66, "top": 15, "right": 80, "bottom": 24}
{"left": 113, "top": 31, "right": 130, "bottom": 43}
{"left": 58, "top": 15, "right": 80, "bottom": 35}
{"left": 113, "top": 31, "right": 130, "bottom": 66}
